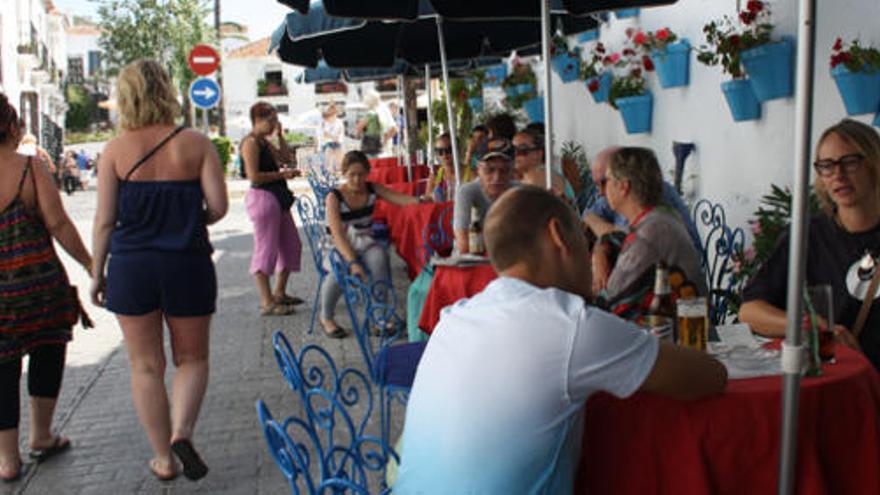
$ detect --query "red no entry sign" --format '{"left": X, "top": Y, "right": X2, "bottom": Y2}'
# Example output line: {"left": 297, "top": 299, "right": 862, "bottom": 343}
{"left": 188, "top": 44, "right": 220, "bottom": 76}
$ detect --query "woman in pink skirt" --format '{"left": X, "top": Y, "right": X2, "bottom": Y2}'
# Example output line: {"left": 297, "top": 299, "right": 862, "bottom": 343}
{"left": 241, "top": 102, "right": 305, "bottom": 316}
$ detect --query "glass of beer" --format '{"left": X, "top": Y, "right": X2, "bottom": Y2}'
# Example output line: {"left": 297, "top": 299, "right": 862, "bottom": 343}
{"left": 676, "top": 297, "right": 708, "bottom": 351}
{"left": 805, "top": 285, "right": 836, "bottom": 363}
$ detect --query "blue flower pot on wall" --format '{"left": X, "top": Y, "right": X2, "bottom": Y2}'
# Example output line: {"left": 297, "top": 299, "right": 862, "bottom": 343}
{"left": 721, "top": 79, "right": 761, "bottom": 122}
{"left": 524, "top": 97, "right": 545, "bottom": 123}
{"left": 616, "top": 92, "right": 653, "bottom": 134}
{"left": 832, "top": 65, "right": 880, "bottom": 116}
{"left": 466, "top": 97, "right": 484, "bottom": 114}
{"left": 586, "top": 72, "right": 612, "bottom": 103}
{"left": 504, "top": 86, "right": 518, "bottom": 98}
{"left": 484, "top": 65, "right": 507, "bottom": 88}
{"left": 874, "top": 111, "right": 880, "bottom": 128}
{"left": 577, "top": 30, "right": 599, "bottom": 43}
{"left": 551, "top": 54, "right": 581, "bottom": 83}
{"left": 515, "top": 83, "right": 536, "bottom": 95}
{"left": 614, "top": 8, "right": 639, "bottom": 19}
{"left": 651, "top": 39, "right": 691, "bottom": 89}
{"left": 740, "top": 38, "right": 794, "bottom": 102}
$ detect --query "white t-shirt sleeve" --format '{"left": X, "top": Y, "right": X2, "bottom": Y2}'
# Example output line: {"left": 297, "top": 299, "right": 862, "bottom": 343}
{"left": 377, "top": 105, "right": 398, "bottom": 132}
{"left": 566, "top": 307, "right": 659, "bottom": 403}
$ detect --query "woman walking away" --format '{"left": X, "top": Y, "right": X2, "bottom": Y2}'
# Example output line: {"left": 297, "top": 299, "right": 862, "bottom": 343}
{"left": 241, "top": 101, "right": 304, "bottom": 316}
{"left": 91, "top": 59, "right": 228, "bottom": 482}
{"left": 0, "top": 93, "right": 92, "bottom": 482}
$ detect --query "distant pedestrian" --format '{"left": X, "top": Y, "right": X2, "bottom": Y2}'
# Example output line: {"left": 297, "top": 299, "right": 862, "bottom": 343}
{"left": 90, "top": 59, "right": 228, "bottom": 482}
{"left": 61, "top": 151, "right": 79, "bottom": 195}
{"left": 0, "top": 92, "right": 92, "bottom": 482}
{"left": 241, "top": 101, "right": 305, "bottom": 316}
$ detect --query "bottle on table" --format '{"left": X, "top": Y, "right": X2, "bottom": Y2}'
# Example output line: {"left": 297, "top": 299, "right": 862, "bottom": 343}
{"left": 468, "top": 206, "right": 484, "bottom": 255}
{"left": 647, "top": 262, "right": 676, "bottom": 341}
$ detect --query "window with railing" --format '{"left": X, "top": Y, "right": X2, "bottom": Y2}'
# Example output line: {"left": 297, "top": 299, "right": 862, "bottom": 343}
{"left": 257, "top": 70, "right": 288, "bottom": 96}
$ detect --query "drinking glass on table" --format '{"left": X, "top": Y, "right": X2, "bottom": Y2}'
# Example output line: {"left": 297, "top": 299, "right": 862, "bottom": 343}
{"left": 676, "top": 297, "right": 708, "bottom": 351}
{"left": 805, "top": 284, "right": 836, "bottom": 363}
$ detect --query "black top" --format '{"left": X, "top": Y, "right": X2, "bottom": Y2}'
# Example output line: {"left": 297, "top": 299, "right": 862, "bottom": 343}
{"left": 248, "top": 137, "right": 287, "bottom": 192}
{"left": 742, "top": 213, "right": 880, "bottom": 369}
{"left": 330, "top": 183, "right": 376, "bottom": 226}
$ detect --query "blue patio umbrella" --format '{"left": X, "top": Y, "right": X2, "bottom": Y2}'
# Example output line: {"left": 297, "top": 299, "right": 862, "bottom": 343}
{"left": 295, "top": 61, "right": 343, "bottom": 84}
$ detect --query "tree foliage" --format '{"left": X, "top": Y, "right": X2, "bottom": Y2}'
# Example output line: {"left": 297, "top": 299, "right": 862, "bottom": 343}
{"left": 65, "top": 84, "right": 95, "bottom": 131}
{"left": 94, "top": 0, "right": 214, "bottom": 122}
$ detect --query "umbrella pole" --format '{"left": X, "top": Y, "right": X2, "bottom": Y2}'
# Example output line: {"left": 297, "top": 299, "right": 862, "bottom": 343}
{"left": 426, "top": 64, "right": 435, "bottom": 170}
{"left": 399, "top": 74, "right": 412, "bottom": 181}
{"left": 540, "top": 0, "right": 554, "bottom": 190}
{"left": 435, "top": 16, "right": 462, "bottom": 193}
{"left": 778, "top": 1, "right": 817, "bottom": 493}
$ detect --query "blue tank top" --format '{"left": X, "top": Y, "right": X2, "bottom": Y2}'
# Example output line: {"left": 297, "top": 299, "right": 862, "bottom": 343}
{"left": 110, "top": 179, "right": 212, "bottom": 255}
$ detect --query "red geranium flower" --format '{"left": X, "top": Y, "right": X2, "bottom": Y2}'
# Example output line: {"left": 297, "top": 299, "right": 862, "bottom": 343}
{"left": 830, "top": 53, "right": 842, "bottom": 68}
{"left": 587, "top": 79, "right": 600, "bottom": 93}
{"left": 596, "top": 42, "right": 606, "bottom": 54}
{"left": 739, "top": 11, "right": 755, "bottom": 24}
{"left": 833, "top": 37, "right": 843, "bottom": 52}
{"left": 729, "top": 34, "right": 741, "bottom": 47}
{"left": 633, "top": 32, "right": 647, "bottom": 45}
{"left": 643, "top": 56, "right": 655, "bottom": 72}
{"left": 747, "top": 1, "right": 763, "bottom": 14}
{"left": 655, "top": 29, "right": 669, "bottom": 41}
{"left": 609, "top": 52, "right": 621, "bottom": 63}
{"left": 623, "top": 48, "right": 636, "bottom": 57}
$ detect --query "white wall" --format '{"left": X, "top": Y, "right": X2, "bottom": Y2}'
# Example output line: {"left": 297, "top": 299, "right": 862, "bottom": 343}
{"left": 549, "top": 0, "right": 880, "bottom": 236}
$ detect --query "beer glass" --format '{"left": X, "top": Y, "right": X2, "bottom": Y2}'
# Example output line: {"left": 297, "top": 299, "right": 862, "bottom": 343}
{"left": 676, "top": 297, "right": 708, "bottom": 351}
{"left": 805, "top": 285, "right": 836, "bottom": 363}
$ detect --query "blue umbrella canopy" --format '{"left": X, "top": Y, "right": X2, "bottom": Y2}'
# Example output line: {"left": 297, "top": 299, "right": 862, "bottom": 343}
{"left": 303, "top": 0, "right": 676, "bottom": 19}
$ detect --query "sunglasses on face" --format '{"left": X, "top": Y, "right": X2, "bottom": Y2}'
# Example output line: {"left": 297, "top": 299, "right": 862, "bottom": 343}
{"left": 434, "top": 147, "right": 453, "bottom": 156}
{"left": 813, "top": 153, "right": 865, "bottom": 177}
{"left": 514, "top": 146, "right": 541, "bottom": 156}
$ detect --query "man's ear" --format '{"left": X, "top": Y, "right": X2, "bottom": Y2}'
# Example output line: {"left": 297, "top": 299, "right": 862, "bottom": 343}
{"left": 547, "top": 217, "right": 570, "bottom": 257}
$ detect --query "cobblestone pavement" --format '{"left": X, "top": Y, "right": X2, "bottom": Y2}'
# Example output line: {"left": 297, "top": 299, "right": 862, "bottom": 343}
{"left": 3, "top": 178, "right": 410, "bottom": 494}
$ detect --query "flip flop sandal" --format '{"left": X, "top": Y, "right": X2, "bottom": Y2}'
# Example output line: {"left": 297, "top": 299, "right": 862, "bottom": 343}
{"left": 275, "top": 295, "right": 306, "bottom": 306}
{"left": 260, "top": 303, "right": 295, "bottom": 316}
{"left": 171, "top": 439, "right": 208, "bottom": 481}
{"left": 1, "top": 461, "right": 30, "bottom": 483}
{"left": 149, "top": 458, "right": 178, "bottom": 482}
{"left": 29, "top": 436, "right": 71, "bottom": 463}
{"left": 323, "top": 325, "right": 348, "bottom": 339}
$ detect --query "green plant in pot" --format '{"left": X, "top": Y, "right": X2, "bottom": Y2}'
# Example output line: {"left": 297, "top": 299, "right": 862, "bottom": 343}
{"left": 502, "top": 59, "right": 538, "bottom": 109}
{"left": 830, "top": 38, "right": 880, "bottom": 116}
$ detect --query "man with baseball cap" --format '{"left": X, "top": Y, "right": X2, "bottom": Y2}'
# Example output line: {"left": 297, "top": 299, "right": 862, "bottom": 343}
{"left": 453, "top": 137, "right": 516, "bottom": 254}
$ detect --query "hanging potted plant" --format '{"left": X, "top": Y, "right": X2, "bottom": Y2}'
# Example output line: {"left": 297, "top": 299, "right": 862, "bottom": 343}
{"left": 608, "top": 39, "right": 655, "bottom": 134}
{"left": 483, "top": 64, "right": 507, "bottom": 88}
{"left": 580, "top": 42, "right": 613, "bottom": 103}
{"left": 550, "top": 34, "right": 582, "bottom": 84}
{"left": 502, "top": 60, "right": 538, "bottom": 109}
{"left": 830, "top": 38, "right": 880, "bottom": 116}
{"left": 637, "top": 27, "right": 691, "bottom": 88}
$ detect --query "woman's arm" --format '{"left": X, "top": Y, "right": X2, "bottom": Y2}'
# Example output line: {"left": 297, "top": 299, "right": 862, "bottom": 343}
{"left": 325, "top": 192, "right": 358, "bottom": 263}
{"left": 738, "top": 299, "right": 788, "bottom": 337}
{"left": 241, "top": 136, "right": 295, "bottom": 184}
{"left": 91, "top": 148, "right": 118, "bottom": 285}
{"left": 32, "top": 157, "right": 91, "bottom": 273}
{"left": 199, "top": 135, "right": 229, "bottom": 225}
{"left": 374, "top": 182, "right": 419, "bottom": 206}
{"left": 273, "top": 122, "right": 294, "bottom": 165}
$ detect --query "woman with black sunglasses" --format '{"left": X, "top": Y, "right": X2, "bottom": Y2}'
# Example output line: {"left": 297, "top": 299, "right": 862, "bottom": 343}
{"left": 425, "top": 133, "right": 474, "bottom": 203}
{"left": 740, "top": 119, "right": 880, "bottom": 370}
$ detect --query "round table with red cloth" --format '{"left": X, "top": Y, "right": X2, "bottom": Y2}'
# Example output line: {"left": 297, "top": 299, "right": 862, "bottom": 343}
{"left": 374, "top": 198, "right": 453, "bottom": 280}
{"left": 576, "top": 346, "right": 880, "bottom": 494}
{"left": 418, "top": 264, "right": 498, "bottom": 334}
{"left": 369, "top": 157, "right": 403, "bottom": 169}
{"left": 368, "top": 165, "right": 431, "bottom": 185}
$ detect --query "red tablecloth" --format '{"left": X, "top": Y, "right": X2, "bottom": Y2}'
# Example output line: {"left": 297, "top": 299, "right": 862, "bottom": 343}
{"left": 577, "top": 346, "right": 880, "bottom": 494}
{"left": 374, "top": 200, "right": 452, "bottom": 280}
{"left": 418, "top": 264, "right": 498, "bottom": 334}
{"left": 369, "top": 157, "right": 402, "bottom": 169}
{"left": 368, "top": 165, "right": 430, "bottom": 185}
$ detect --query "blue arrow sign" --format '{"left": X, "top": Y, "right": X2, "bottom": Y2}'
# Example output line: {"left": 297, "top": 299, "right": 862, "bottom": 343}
{"left": 189, "top": 77, "right": 221, "bottom": 109}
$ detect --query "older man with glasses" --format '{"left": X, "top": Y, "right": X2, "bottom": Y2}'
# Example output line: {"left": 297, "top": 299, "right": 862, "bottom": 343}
{"left": 583, "top": 146, "right": 700, "bottom": 293}
{"left": 453, "top": 138, "right": 517, "bottom": 254}
{"left": 425, "top": 133, "right": 475, "bottom": 203}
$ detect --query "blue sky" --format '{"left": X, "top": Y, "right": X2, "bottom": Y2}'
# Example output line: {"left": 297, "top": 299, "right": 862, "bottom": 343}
{"left": 53, "top": 0, "right": 290, "bottom": 40}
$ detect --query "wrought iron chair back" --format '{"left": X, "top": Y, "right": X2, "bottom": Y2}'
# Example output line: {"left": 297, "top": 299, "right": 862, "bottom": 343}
{"left": 306, "top": 174, "right": 334, "bottom": 220}
{"left": 326, "top": 248, "right": 404, "bottom": 383}
{"left": 692, "top": 199, "right": 747, "bottom": 325}
{"left": 296, "top": 195, "right": 331, "bottom": 334}
{"left": 416, "top": 204, "right": 454, "bottom": 269}
{"left": 272, "top": 331, "right": 374, "bottom": 439}
{"left": 256, "top": 395, "right": 396, "bottom": 495}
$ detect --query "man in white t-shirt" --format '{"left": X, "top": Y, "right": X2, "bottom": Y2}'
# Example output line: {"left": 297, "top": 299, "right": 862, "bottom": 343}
{"left": 396, "top": 186, "right": 727, "bottom": 494}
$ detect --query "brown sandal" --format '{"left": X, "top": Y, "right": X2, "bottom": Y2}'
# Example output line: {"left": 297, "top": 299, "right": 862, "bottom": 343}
{"left": 260, "top": 303, "right": 295, "bottom": 316}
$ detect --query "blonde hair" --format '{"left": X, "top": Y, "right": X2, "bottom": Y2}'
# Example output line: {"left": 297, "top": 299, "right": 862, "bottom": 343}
{"left": 814, "top": 119, "right": 880, "bottom": 216}
{"left": 116, "top": 59, "right": 180, "bottom": 130}
{"left": 20, "top": 133, "right": 37, "bottom": 145}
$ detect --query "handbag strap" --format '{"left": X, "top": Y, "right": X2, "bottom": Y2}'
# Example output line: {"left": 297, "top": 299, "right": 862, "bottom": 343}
{"left": 853, "top": 261, "right": 880, "bottom": 338}
{"left": 123, "top": 125, "right": 186, "bottom": 181}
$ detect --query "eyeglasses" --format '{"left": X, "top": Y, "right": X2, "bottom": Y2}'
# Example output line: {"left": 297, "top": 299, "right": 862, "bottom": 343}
{"left": 598, "top": 177, "right": 608, "bottom": 189}
{"left": 813, "top": 153, "right": 865, "bottom": 177}
{"left": 434, "top": 147, "right": 452, "bottom": 156}
{"left": 514, "top": 146, "right": 541, "bottom": 156}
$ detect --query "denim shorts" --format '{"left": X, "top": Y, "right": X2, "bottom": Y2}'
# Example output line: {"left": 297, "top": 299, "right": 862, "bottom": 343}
{"left": 106, "top": 251, "right": 217, "bottom": 317}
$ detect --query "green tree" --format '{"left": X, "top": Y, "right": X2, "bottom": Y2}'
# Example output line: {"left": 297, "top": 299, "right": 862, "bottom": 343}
{"left": 65, "top": 84, "right": 95, "bottom": 131}
{"left": 94, "top": 0, "right": 214, "bottom": 126}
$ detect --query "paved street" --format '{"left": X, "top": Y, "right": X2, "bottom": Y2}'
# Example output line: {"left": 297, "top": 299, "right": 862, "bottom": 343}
{"left": 4, "top": 178, "right": 410, "bottom": 494}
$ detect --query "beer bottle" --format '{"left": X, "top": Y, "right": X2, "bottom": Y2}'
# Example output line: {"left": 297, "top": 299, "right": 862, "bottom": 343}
{"left": 647, "top": 262, "right": 676, "bottom": 341}
{"left": 468, "top": 206, "right": 484, "bottom": 254}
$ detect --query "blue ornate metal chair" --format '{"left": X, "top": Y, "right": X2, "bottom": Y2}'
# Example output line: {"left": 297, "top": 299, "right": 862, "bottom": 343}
{"left": 256, "top": 393, "right": 396, "bottom": 494}
{"left": 415, "top": 204, "right": 454, "bottom": 270}
{"left": 306, "top": 174, "right": 333, "bottom": 220}
{"left": 406, "top": 204, "right": 454, "bottom": 342}
{"left": 295, "top": 195, "right": 330, "bottom": 334}
{"left": 692, "top": 199, "right": 746, "bottom": 325}
{"left": 326, "top": 248, "right": 428, "bottom": 449}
